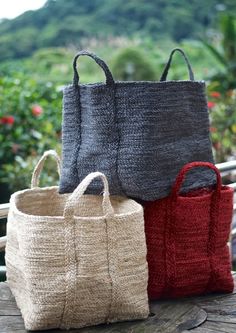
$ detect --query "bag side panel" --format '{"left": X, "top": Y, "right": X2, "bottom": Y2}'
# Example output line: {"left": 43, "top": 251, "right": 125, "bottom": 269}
{"left": 6, "top": 209, "right": 26, "bottom": 313}
{"left": 144, "top": 199, "right": 169, "bottom": 299}
{"left": 7, "top": 211, "right": 66, "bottom": 330}
{"left": 107, "top": 212, "right": 149, "bottom": 321}
{"left": 209, "top": 188, "right": 234, "bottom": 292}
{"left": 117, "top": 82, "right": 215, "bottom": 200}
{"left": 72, "top": 218, "right": 112, "bottom": 327}
{"left": 170, "top": 196, "right": 212, "bottom": 298}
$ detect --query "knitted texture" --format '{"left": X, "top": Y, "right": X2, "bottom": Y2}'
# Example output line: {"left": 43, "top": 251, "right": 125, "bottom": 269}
{"left": 143, "top": 162, "right": 234, "bottom": 299}
{"left": 60, "top": 48, "right": 214, "bottom": 200}
{"left": 5, "top": 151, "right": 149, "bottom": 331}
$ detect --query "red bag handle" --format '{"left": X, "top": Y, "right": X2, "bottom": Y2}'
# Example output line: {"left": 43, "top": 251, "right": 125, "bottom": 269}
{"left": 170, "top": 161, "right": 222, "bottom": 200}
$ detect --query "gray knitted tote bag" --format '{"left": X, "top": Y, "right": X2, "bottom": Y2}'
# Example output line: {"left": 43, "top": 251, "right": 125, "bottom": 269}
{"left": 60, "top": 48, "right": 215, "bottom": 200}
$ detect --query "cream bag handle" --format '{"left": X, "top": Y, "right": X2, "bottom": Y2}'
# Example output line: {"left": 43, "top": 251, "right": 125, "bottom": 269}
{"left": 63, "top": 172, "right": 114, "bottom": 218}
{"left": 31, "top": 150, "right": 61, "bottom": 188}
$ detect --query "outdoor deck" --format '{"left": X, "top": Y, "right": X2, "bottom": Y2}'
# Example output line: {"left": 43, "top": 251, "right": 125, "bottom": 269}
{"left": 0, "top": 273, "right": 235, "bottom": 332}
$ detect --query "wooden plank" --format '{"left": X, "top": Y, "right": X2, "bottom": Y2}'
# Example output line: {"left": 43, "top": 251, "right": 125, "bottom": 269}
{"left": 216, "top": 160, "right": 236, "bottom": 172}
{"left": 0, "top": 204, "right": 9, "bottom": 219}
{"left": 193, "top": 293, "right": 236, "bottom": 325}
{"left": 0, "top": 283, "right": 21, "bottom": 316}
{"left": 207, "top": 314, "right": 236, "bottom": 324}
{"left": 183, "top": 328, "right": 229, "bottom": 333}
{"left": 1, "top": 281, "right": 236, "bottom": 332}
{"left": 0, "top": 267, "right": 6, "bottom": 276}
{"left": 0, "top": 278, "right": 235, "bottom": 332}
{"left": 200, "top": 321, "right": 236, "bottom": 333}
{"left": 148, "top": 303, "right": 207, "bottom": 333}
{"left": 0, "top": 316, "right": 26, "bottom": 333}
{"left": 0, "top": 283, "right": 206, "bottom": 332}
{"left": 53, "top": 306, "right": 205, "bottom": 333}
{"left": 0, "top": 236, "right": 7, "bottom": 250}
{"left": 0, "top": 283, "right": 236, "bottom": 333}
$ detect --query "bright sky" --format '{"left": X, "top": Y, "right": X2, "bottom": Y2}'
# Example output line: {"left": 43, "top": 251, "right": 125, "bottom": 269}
{"left": 0, "top": 0, "right": 47, "bottom": 19}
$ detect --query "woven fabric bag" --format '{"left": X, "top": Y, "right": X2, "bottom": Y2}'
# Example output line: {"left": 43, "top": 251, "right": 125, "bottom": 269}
{"left": 60, "top": 48, "right": 214, "bottom": 200}
{"left": 144, "top": 161, "right": 234, "bottom": 299}
{"left": 6, "top": 151, "right": 149, "bottom": 331}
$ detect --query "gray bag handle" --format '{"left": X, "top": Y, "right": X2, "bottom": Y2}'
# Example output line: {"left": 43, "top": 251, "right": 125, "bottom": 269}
{"left": 73, "top": 50, "right": 115, "bottom": 86}
{"left": 160, "top": 48, "right": 194, "bottom": 81}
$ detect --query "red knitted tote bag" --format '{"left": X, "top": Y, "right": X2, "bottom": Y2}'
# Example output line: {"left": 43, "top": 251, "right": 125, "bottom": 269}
{"left": 144, "top": 161, "right": 234, "bottom": 299}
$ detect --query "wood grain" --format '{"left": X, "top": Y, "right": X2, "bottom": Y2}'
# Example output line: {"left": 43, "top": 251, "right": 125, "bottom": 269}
{"left": 0, "top": 275, "right": 235, "bottom": 332}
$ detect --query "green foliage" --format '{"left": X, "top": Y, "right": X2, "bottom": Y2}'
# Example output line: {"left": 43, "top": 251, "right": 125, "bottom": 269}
{"left": 199, "top": 13, "right": 236, "bottom": 161}
{"left": 208, "top": 87, "right": 236, "bottom": 162}
{"left": 2, "top": 154, "right": 60, "bottom": 192}
{"left": 0, "top": 47, "right": 108, "bottom": 85}
{"left": 29, "top": 48, "right": 73, "bottom": 83}
{"left": 0, "top": 11, "right": 236, "bottom": 198}
{"left": 0, "top": 72, "right": 62, "bottom": 197}
{"left": 112, "top": 47, "right": 157, "bottom": 81}
{"left": 201, "top": 14, "right": 236, "bottom": 89}
{"left": 0, "top": 0, "right": 236, "bottom": 61}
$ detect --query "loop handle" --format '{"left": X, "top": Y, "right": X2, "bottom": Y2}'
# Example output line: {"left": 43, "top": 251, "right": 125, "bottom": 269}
{"left": 73, "top": 50, "right": 115, "bottom": 86}
{"left": 171, "top": 162, "right": 221, "bottom": 200}
{"left": 160, "top": 48, "right": 194, "bottom": 81}
{"left": 63, "top": 172, "right": 114, "bottom": 219}
{"left": 31, "top": 150, "right": 61, "bottom": 188}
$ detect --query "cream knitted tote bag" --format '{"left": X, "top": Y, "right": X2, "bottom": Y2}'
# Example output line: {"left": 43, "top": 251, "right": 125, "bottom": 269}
{"left": 6, "top": 150, "right": 149, "bottom": 331}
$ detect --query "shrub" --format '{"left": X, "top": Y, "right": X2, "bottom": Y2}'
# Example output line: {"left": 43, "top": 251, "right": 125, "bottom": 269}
{"left": 111, "top": 47, "right": 157, "bottom": 81}
{"left": 0, "top": 71, "right": 62, "bottom": 200}
{"left": 208, "top": 87, "right": 236, "bottom": 162}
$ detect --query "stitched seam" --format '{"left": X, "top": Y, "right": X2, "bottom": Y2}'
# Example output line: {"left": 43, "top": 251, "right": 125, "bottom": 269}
{"left": 75, "top": 85, "right": 82, "bottom": 184}
{"left": 205, "top": 192, "right": 220, "bottom": 293}
{"left": 60, "top": 216, "right": 77, "bottom": 329}
{"left": 112, "top": 85, "right": 125, "bottom": 195}
{"left": 165, "top": 198, "right": 176, "bottom": 296}
{"left": 105, "top": 217, "right": 114, "bottom": 323}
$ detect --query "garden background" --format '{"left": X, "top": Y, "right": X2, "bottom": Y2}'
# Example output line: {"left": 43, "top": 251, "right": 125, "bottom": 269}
{"left": 1, "top": 0, "right": 236, "bottom": 205}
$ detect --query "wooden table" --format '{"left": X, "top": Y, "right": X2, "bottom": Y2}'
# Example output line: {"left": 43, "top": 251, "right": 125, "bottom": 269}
{"left": 0, "top": 273, "right": 236, "bottom": 333}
